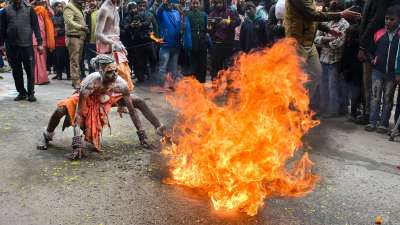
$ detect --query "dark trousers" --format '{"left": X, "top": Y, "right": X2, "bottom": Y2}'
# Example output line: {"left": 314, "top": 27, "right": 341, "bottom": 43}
{"left": 80, "top": 46, "right": 86, "bottom": 79}
{"left": 128, "top": 44, "right": 155, "bottom": 82}
{"left": 6, "top": 45, "right": 35, "bottom": 95}
{"left": 347, "top": 81, "right": 362, "bottom": 117}
{"left": 46, "top": 49, "right": 54, "bottom": 71}
{"left": 190, "top": 49, "right": 207, "bottom": 83}
{"left": 55, "top": 46, "right": 70, "bottom": 78}
{"left": 210, "top": 42, "right": 233, "bottom": 80}
{"left": 85, "top": 43, "right": 96, "bottom": 74}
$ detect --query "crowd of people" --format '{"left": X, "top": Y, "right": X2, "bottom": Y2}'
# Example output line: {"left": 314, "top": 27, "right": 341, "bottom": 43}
{"left": 0, "top": 0, "right": 400, "bottom": 141}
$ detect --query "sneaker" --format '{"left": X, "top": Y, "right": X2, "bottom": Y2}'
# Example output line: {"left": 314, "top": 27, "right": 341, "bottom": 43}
{"left": 28, "top": 94, "right": 37, "bottom": 102}
{"left": 376, "top": 125, "right": 389, "bottom": 134}
{"left": 14, "top": 94, "right": 26, "bottom": 101}
{"left": 365, "top": 124, "right": 376, "bottom": 132}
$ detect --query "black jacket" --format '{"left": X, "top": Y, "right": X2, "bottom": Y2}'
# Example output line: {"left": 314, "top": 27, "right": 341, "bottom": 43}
{"left": 370, "top": 27, "right": 400, "bottom": 75}
{"left": 122, "top": 12, "right": 152, "bottom": 47}
{"left": 342, "top": 24, "right": 363, "bottom": 83}
{"left": 0, "top": 2, "right": 42, "bottom": 47}
{"left": 240, "top": 17, "right": 268, "bottom": 53}
{"left": 52, "top": 13, "right": 65, "bottom": 38}
{"left": 360, "top": 0, "right": 400, "bottom": 51}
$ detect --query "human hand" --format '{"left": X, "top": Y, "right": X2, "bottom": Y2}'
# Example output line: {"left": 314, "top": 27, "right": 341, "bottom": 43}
{"left": 396, "top": 76, "right": 400, "bottom": 84}
{"left": 38, "top": 45, "right": 44, "bottom": 55}
{"left": 357, "top": 49, "right": 367, "bottom": 62}
{"left": 328, "top": 29, "right": 342, "bottom": 38}
{"left": 131, "top": 21, "right": 141, "bottom": 28}
{"left": 112, "top": 42, "right": 125, "bottom": 52}
{"left": 340, "top": 8, "right": 361, "bottom": 20}
{"left": 69, "top": 136, "right": 87, "bottom": 160}
{"left": 323, "top": 36, "right": 337, "bottom": 43}
{"left": 81, "top": 25, "right": 89, "bottom": 32}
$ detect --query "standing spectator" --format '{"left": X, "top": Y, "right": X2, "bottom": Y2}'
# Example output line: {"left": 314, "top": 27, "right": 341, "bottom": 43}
{"left": 284, "top": 0, "right": 360, "bottom": 112}
{"left": 183, "top": 0, "right": 208, "bottom": 83}
{"left": 32, "top": 0, "right": 55, "bottom": 85}
{"left": 138, "top": 0, "right": 158, "bottom": 79}
{"left": 240, "top": 1, "right": 269, "bottom": 53}
{"left": 52, "top": 1, "right": 70, "bottom": 80}
{"left": 0, "top": 0, "right": 43, "bottom": 101}
{"left": 123, "top": 1, "right": 153, "bottom": 83}
{"left": 232, "top": 0, "right": 245, "bottom": 53}
{"left": 64, "top": 0, "right": 88, "bottom": 89}
{"left": 357, "top": 0, "right": 400, "bottom": 124}
{"left": 156, "top": 0, "right": 182, "bottom": 89}
{"left": 0, "top": 3, "right": 10, "bottom": 74}
{"left": 208, "top": 0, "right": 240, "bottom": 80}
{"left": 314, "top": 0, "right": 349, "bottom": 117}
{"left": 341, "top": 20, "right": 363, "bottom": 121}
{"left": 119, "top": 0, "right": 129, "bottom": 49}
{"left": 96, "top": 0, "right": 134, "bottom": 92}
{"left": 139, "top": 0, "right": 159, "bottom": 35}
{"left": 267, "top": 0, "right": 285, "bottom": 44}
{"left": 84, "top": 0, "right": 98, "bottom": 74}
{"left": 365, "top": 6, "right": 400, "bottom": 133}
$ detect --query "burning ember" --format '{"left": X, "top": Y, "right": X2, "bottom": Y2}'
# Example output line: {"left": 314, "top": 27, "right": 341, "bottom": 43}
{"left": 162, "top": 39, "right": 320, "bottom": 216}
{"left": 149, "top": 32, "right": 165, "bottom": 44}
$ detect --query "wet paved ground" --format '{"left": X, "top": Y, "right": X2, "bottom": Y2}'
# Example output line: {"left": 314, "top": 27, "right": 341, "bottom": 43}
{"left": 0, "top": 74, "right": 399, "bottom": 225}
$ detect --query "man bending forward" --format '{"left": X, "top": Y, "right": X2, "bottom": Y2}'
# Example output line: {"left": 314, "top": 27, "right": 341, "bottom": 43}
{"left": 37, "top": 55, "right": 165, "bottom": 160}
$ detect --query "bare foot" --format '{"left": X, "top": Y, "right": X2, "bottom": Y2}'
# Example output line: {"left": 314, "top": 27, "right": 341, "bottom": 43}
{"left": 37, "top": 132, "right": 52, "bottom": 150}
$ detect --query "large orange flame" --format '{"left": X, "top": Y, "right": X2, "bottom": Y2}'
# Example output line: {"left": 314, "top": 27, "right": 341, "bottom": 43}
{"left": 162, "top": 39, "right": 320, "bottom": 216}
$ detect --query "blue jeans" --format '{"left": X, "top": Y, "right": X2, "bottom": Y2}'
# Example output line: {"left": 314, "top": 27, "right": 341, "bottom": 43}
{"left": 320, "top": 63, "right": 340, "bottom": 114}
{"left": 369, "top": 69, "right": 395, "bottom": 127}
{"left": 158, "top": 47, "right": 180, "bottom": 84}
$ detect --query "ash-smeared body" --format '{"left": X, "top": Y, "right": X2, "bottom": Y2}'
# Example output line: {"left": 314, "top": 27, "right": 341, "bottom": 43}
{"left": 37, "top": 55, "right": 165, "bottom": 160}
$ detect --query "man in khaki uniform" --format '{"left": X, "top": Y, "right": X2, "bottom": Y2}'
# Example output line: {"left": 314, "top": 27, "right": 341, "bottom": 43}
{"left": 64, "top": 0, "right": 88, "bottom": 89}
{"left": 284, "top": 0, "right": 360, "bottom": 111}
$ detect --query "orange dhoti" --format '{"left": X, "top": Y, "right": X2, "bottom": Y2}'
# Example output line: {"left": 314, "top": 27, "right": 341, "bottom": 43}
{"left": 57, "top": 93, "right": 123, "bottom": 151}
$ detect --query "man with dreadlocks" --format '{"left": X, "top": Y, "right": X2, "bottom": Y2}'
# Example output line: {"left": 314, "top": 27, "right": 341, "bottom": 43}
{"left": 37, "top": 54, "right": 166, "bottom": 160}
{"left": 95, "top": 0, "right": 134, "bottom": 92}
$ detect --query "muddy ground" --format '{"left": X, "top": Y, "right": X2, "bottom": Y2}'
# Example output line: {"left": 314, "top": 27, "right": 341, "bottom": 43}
{"left": 0, "top": 74, "right": 399, "bottom": 225}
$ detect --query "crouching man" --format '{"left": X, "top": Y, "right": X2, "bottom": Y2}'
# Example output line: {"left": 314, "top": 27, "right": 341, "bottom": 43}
{"left": 37, "top": 54, "right": 165, "bottom": 160}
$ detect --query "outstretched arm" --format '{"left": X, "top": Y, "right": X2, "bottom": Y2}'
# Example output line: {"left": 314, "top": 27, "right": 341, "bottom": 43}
{"left": 95, "top": 7, "right": 114, "bottom": 46}
{"left": 289, "top": 0, "right": 340, "bottom": 22}
{"left": 69, "top": 91, "right": 89, "bottom": 160}
{"left": 122, "top": 90, "right": 153, "bottom": 147}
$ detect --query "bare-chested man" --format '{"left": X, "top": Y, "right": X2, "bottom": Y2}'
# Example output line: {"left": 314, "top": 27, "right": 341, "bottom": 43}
{"left": 37, "top": 55, "right": 166, "bottom": 160}
{"left": 96, "top": 0, "right": 134, "bottom": 91}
